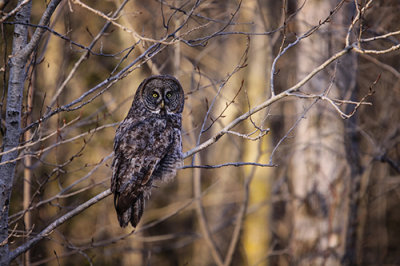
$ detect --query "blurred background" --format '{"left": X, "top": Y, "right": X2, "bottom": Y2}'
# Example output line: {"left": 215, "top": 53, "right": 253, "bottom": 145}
{"left": 1, "top": 0, "right": 400, "bottom": 265}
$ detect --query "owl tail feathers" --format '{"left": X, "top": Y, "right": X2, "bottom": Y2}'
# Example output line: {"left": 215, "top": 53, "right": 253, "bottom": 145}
{"left": 115, "top": 194, "right": 145, "bottom": 228}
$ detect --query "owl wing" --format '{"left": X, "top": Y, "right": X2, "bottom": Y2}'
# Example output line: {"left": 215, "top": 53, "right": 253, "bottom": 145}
{"left": 111, "top": 119, "right": 173, "bottom": 227}
{"left": 151, "top": 127, "right": 183, "bottom": 182}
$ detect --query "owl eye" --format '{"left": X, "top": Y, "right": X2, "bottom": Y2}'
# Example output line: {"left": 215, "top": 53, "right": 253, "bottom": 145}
{"left": 152, "top": 92, "right": 159, "bottom": 98}
{"left": 166, "top": 92, "right": 172, "bottom": 98}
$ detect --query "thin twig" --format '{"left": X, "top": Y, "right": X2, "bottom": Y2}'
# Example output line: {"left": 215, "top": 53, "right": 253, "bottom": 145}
{"left": 0, "top": 0, "right": 30, "bottom": 23}
{"left": 184, "top": 44, "right": 352, "bottom": 159}
{"left": 181, "top": 162, "right": 274, "bottom": 169}
{"left": 8, "top": 189, "right": 112, "bottom": 262}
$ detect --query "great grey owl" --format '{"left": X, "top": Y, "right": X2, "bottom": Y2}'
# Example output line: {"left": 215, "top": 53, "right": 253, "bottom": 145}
{"left": 111, "top": 75, "right": 184, "bottom": 228}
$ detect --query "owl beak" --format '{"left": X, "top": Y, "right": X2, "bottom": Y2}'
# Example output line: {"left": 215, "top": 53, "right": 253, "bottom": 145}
{"left": 160, "top": 100, "right": 165, "bottom": 110}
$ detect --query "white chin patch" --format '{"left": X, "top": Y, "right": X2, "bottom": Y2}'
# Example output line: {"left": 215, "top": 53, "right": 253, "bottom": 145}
{"left": 150, "top": 109, "right": 161, "bottom": 114}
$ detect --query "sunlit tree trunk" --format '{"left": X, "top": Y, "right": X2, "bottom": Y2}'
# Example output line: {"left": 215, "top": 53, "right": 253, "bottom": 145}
{"left": 290, "top": 1, "right": 356, "bottom": 265}
{"left": 23, "top": 71, "right": 34, "bottom": 266}
{"left": 242, "top": 0, "right": 273, "bottom": 265}
{"left": 190, "top": 3, "right": 243, "bottom": 264}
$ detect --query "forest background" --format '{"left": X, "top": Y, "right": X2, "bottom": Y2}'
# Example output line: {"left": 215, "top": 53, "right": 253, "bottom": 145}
{"left": 0, "top": 0, "right": 400, "bottom": 265}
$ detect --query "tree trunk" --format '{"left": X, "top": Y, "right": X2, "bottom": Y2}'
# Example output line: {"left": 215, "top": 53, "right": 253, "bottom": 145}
{"left": 0, "top": 0, "right": 62, "bottom": 263}
{"left": 0, "top": 1, "right": 32, "bottom": 264}
{"left": 289, "top": 1, "right": 357, "bottom": 265}
{"left": 242, "top": 1, "right": 273, "bottom": 265}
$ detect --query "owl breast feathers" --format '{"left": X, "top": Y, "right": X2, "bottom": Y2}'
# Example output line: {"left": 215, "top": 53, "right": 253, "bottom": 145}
{"left": 111, "top": 75, "right": 184, "bottom": 228}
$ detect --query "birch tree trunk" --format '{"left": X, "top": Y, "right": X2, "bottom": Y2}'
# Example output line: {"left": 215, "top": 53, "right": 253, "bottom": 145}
{"left": 0, "top": 1, "right": 61, "bottom": 263}
{"left": 290, "top": 1, "right": 357, "bottom": 265}
{"left": 0, "top": 2, "right": 32, "bottom": 264}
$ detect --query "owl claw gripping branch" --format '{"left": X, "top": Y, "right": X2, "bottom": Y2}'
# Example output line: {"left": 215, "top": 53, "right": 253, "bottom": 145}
{"left": 111, "top": 75, "right": 184, "bottom": 228}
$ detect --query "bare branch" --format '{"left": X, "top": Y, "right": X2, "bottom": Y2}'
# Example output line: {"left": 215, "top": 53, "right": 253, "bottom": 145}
{"left": 8, "top": 189, "right": 112, "bottom": 262}
{"left": 184, "top": 45, "right": 352, "bottom": 159}
{"left": 20, "top": 0, "right": 63, "bottom": 58}
{"left": 181, "top": 162, "right": 274, "bottom": 169}
{"left": 0, "top": 0, "right": 30, "bottom": 23}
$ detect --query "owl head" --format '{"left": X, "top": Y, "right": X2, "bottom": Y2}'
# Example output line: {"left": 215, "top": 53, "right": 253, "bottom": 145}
{"left": 135, "top": 75, "right": 184, "bottom": 115}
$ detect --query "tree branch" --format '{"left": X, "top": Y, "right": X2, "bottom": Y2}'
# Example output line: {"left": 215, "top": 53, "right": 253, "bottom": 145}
{"left": 20, "top": 0, "right": 62, "bottom": 58}
{"left": 8, "top": 189, "right": 112, "bottom": 262}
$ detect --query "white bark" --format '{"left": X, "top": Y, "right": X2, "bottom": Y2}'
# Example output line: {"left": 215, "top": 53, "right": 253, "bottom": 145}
{"left": 290, "top": 1, "right": 356, "bottom": 265}
{"left": 0, "top": 1, "right": 62, "bottom": 264}
{"left": 0, "top": 2, "right": 32, "bottom": 264}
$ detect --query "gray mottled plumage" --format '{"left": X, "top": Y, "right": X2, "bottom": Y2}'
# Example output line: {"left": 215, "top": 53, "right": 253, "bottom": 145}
{"left": 111, "top": 75, "right": 184, "bottom": 227}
